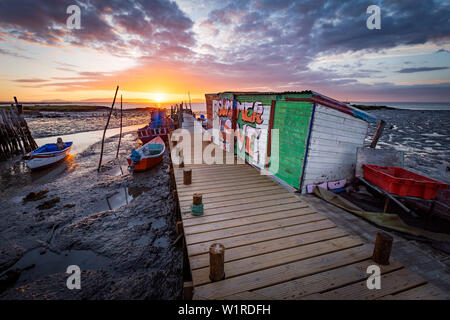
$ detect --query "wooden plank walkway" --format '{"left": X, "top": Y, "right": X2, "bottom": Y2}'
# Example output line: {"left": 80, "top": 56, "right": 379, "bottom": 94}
{"left": 170, "top": 116, "right": 448, "bottom": 300}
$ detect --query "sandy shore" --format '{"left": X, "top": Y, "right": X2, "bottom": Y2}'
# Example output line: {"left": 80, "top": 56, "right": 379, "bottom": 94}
{"left": 0, "top": 131, "right": 182, "bottom": 299}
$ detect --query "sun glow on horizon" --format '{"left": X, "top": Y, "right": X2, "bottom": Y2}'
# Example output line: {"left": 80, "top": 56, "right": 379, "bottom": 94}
{"left": 149, "top": 92, "right": 167, "bottom": 103}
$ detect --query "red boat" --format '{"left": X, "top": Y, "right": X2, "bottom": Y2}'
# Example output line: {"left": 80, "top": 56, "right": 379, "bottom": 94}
{"left": 362, "top": 164, "right": 448, "bottom": 200}
{"left": 126, "top": 136, "right": 165, "bottom": 172}
{"left": 138, "top": 110, "right": 174, "bottom": 144}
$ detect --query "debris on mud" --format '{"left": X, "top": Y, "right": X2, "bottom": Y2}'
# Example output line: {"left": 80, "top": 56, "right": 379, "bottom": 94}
{"left": 36, "top": 197, "right": 60, "bottom": 210}
{"left": 23, "top": 190, "right": 49, "bottom": 203}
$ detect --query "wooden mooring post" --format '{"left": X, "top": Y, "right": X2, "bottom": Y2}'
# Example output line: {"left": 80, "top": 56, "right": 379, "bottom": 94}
{"left": 209, "top": 243, "right": 225, "bottom": 282}
{"left": 115, "top": 94, "right": 123, "bottom": 158}
{"left": 0, "top": 98, "right": 38, "bottom": 161}
{"left": 372, "top": 232, "right": 393, "bottom": 265}
{"left": 98, "top": 86, "right": 119, "bottom": 171}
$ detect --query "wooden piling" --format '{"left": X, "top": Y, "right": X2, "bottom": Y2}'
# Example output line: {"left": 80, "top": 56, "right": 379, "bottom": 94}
{"left": 176, "top": 221, "right": 183, "bottom": 235}
{"left": 116, "top": 94, "right": 123, "bottom": 158}
{"left": 370, "top": 120, "right": 386, "bottom": 148}
{"left": 183, "top": 168, "right": 192, "bottom": 185}
{"left": 193, "top": 193, "right": 202, "bottom": 205}
{"left": 209, "top": 243, "right": 225, "bottom": 282}
{"left": 372, "top": 232, "right": 393, "bottom": 265}
{"left": 0, "top": 99, "right": 37, "bottom": 161}
{"left": 98, "top": 86, "right": 119, "bottom": 171}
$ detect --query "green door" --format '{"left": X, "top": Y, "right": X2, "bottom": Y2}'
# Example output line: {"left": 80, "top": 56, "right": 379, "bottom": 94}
{"left": 269, "top": 101, "right": 313, "bottom": 188}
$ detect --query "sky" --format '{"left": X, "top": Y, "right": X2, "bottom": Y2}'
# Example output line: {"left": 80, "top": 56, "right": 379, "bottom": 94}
{"left": 0, "top": 0, "right": 449, "bottom": 103}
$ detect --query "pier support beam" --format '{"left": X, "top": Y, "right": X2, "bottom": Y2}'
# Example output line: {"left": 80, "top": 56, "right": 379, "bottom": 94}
{"left": 183, "top": 168, "right": 192, "bottom": 185}
{"left": 209, "top": 243, "right": 225, "bottom": 282}
{"left": 372, "top": 232, "right": 393, "bottom": 265}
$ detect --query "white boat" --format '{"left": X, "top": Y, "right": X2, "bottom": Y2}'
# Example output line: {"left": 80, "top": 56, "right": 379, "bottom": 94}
{"left": 24, "top": 142, "right": 73, "bottom": 170}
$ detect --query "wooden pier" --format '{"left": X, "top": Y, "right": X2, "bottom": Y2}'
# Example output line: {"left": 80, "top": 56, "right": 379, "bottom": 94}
{"left": 170, "top": 115, "right": 448, "bottom": 300}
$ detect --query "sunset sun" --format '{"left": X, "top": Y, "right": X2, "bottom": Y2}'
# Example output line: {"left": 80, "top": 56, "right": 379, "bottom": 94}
{"left": 150, "top": 93, "right": 167, "bottom": 103}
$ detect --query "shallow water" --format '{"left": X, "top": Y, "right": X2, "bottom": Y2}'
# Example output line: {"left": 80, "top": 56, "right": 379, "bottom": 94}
{"left": 35, "top": 124, "right": 145, "bottom": 155}
{"left": 0, "top": 127, "right": 143, "bottom": 194}
{"left": 91, "top": 186, "right": 151, "bottom": 214}
{"left": 366, "top": 109, "right": 450, "bottom": 184}
{"left": 1, "top": 248, "right": 112, "bottom": 287}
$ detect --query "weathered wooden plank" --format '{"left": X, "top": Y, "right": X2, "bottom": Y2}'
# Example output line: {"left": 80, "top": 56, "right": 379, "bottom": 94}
{"left": 254, "top": 259, "right": 403, "bottom": 299}
{"left": 185, "top": 207, "right": 317, "bottom": 235}
{"left": 222, "top": 291, "right": 272, "bottom": 300}
{"left": 187, "top": 220, "right": 336, "bottom": 256}
{"left": 178, "top": 184, "right": 286, "bottom": 202}
{"left": 189, "top": 227, "right": 347, "bottom": 270}
{"left": 311, "top": 268, "right": 427, "bottom": 300}
{"left": 176, "top": 180, "right": 278, "bottom": 194}
{"left": 192, "top": 236, "right": 362, "bottom": 286}
{"left": 185, "top": 213, "right": 326, "bottom": 244}
{"left": 175, "top": 170, "right": 261, "bottom": 183}
{"left": 192, "top": 244, "right": 372, "bottom": 299}
{"left": 182, "top": 197, "right": 302, "bottom": 219}
{"left": 175, "top": 175, "right": 270, "bottom": 190}
{"left": 180, "top": 192, "right": 297, "bottom": 211}
{"left": 379, "top": 283, "right": 449, "bottom": 300}
{"left": 183, "top": 202, "right": 309, "bottom": 227}
{"left": 178, "top": 187, "right": 287, "bottom": 204}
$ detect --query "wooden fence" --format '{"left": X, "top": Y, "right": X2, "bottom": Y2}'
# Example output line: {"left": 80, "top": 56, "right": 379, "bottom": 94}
{"left": 0, "top": 106, "right": 37, "bottom": 161}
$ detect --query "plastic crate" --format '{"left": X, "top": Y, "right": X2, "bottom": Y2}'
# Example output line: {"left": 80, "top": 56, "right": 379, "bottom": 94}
{"left": 362, "top": 164, "right": 447, "bottom": 200}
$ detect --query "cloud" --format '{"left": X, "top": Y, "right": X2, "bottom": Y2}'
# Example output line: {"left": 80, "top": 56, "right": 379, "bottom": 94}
{"left": 0, "top": 47, "right": 33, "bottom": 60}
{"left": 13, "top": 78, "right": 49, "bottom": 83}
{"left": 0, "top": 0, "right": 195, "bottom": 58}
{"left": 397, "top": 67, "right": 450, "bottom": 73}
{"left": 1, "top": 0, "right": 450, "bottom": 101}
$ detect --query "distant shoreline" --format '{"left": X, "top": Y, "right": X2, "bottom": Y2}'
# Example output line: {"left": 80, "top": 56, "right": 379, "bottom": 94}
{"left": 0, "top": 104, "right": 161, "bottom": 113}
{"left": 350, "top": 104, "right": 396, "bottom": 111}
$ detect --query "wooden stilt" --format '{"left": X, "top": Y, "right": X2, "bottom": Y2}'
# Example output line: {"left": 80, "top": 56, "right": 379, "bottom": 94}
{"left": 209, "top": 243, "right": 225, "bottom": 282}
{"left": 372, "top": 232, "right": 393, "bottom": 265}
{"left": 98, "top": 86, "right": 119, "bottom": 171}
{"left": 116, "top": 94, "right": 123, "bottom": 158}
{"left": 370, "top": 120, "right": 386, "bottom": 148}
{"left": 183, "top": 168, "right": 192, "bottom": 185}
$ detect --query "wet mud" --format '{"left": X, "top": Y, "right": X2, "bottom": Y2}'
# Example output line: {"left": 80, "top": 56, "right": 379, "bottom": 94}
{"left": 0, "top": 132, "right": 182, "bottom": 299}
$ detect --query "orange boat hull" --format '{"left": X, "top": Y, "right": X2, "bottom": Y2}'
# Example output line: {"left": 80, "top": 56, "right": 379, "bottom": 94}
{"left": 126, "top": 155, "right": 163, "bottom": 171}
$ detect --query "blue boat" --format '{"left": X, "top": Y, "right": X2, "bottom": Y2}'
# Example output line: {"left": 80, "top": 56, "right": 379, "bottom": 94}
{"left": 24, "top": 142, "right": 73, "bottom": 170}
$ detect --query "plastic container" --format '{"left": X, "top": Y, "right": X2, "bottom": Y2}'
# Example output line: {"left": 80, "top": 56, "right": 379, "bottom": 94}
{"left": 362, "top": 164, "right": 447, "bottom": 200}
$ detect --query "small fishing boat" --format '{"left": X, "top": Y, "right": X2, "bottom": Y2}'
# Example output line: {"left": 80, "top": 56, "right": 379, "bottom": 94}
{"left": 24, "top": 142, "right": 73, "bottom": 170}
{"left": 137, "top": 110, "right": 174, "bottom": 144}
{"left": 126, "top": 136, "right": 165, "bottom": 172}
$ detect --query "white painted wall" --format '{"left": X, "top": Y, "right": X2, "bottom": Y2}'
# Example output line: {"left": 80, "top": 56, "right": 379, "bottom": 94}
{"left": 235, "top": 101, "right": 271, "bottom": 169}
{"left": 301, "top": 104, "right": 369, "bottom": 193}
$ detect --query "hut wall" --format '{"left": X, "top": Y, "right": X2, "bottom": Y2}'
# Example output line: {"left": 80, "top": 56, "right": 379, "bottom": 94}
{"left": 300, "top": 104, "right": 369, "bottom": 193}
{"left": 205, "top": 94, "right": 218, "bottom": 129}
{"left": 234, "top": 95, "right": 275, "bottom": 170}
{"left": 268, "top": 100, "right": 313, "bottom": 189}
{"left": 211, "top": 93, "right": 234, "bottom": 152}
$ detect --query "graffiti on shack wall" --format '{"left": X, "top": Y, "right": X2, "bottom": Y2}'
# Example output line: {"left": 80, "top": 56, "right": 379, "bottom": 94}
{"left": 235, "top": 101, "right": 271, "bottom": 169}
{"left": 212, "top": 98, "right": 234, "bottom": 152}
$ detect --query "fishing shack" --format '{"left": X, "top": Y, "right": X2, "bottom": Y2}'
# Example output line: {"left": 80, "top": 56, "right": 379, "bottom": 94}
{"left": 205, "top": 91, "right": 376, "bottom": 193}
